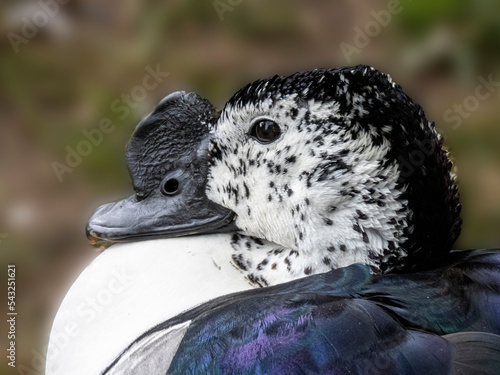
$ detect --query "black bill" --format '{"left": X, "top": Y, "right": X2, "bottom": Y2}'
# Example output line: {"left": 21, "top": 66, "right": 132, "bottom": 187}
{"left": 86, "top": 91, "right": 237, "bottom": 248}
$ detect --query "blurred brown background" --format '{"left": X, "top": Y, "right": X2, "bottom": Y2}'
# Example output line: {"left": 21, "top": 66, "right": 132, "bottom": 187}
{"left": 1, "top": 0, "right": 499, "bottom": 373}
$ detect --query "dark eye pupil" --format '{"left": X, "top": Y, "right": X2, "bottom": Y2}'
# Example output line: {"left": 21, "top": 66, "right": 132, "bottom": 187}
{"left": 162, "top": 178, "right": 179, "bottom": 195}
{"left": 251, "top": 120, "right": 281, "bottom": 144}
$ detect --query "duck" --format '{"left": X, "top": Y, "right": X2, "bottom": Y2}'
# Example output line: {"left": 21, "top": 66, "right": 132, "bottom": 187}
{"left": 48, "top": 66, "right": 500, "bottom": 374}
{"left": 46, "top": 91, "right": 255, "bottom": 375}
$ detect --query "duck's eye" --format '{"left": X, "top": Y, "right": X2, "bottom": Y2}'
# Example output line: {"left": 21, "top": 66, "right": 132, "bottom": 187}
{"left": 249, "top": 119, "right": 281, "bottom": 144}
{"left": 161, "top": 178, "right": 179, "bottom": 196}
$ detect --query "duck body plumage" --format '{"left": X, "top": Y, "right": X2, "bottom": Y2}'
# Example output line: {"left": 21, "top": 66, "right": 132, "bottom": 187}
{"left": 104, "top": 249, "right": 500, "bottom": 374}
{"left": 46, "top": 235, "right": 257, "bottom": 375}
{"left": 50, "top": 69, "right": 500, "bottom": 374}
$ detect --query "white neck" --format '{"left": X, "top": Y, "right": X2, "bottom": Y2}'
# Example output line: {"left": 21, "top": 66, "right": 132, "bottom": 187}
{"left": 46, "top": 234, "right": 255, "bottom": 375}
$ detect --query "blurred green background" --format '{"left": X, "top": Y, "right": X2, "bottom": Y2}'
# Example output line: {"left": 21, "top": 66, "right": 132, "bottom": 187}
{"left": 1, "top": 0, "right": 500, "bottom": 373}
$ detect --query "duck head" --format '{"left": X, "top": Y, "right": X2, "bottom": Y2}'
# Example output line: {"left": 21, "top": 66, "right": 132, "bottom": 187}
{"left": 207, "top": 65, "right": 461, "bottom": 274}
{"left": 86, "top": 91, "right": 237, "bottom": 248}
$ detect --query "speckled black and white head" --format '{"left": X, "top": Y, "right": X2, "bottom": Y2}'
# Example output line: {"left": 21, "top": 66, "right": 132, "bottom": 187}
{"left": 207, "top": 65, "right": 461, "bottom": 279}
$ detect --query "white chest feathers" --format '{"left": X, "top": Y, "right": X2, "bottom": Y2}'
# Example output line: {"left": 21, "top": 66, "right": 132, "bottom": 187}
{"left": 46, "top": 234, "right": 256, "bottom": 375}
